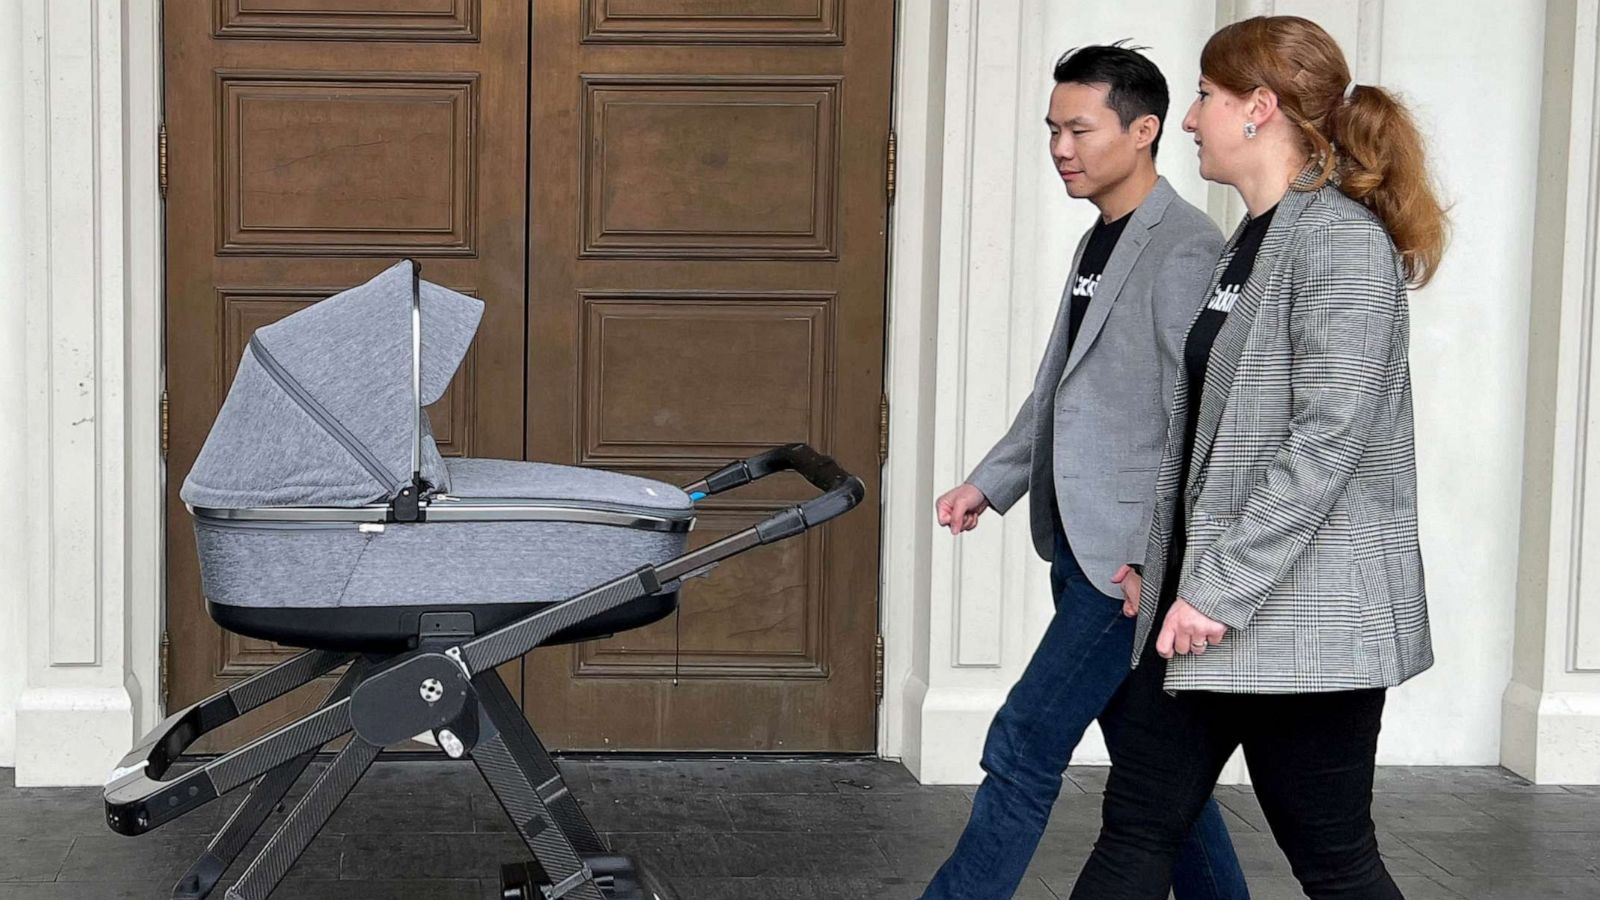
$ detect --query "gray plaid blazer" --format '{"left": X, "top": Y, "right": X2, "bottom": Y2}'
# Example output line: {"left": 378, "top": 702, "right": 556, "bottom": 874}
{"left": 1132, "top": 170, "right": 1434, "bottom": 693}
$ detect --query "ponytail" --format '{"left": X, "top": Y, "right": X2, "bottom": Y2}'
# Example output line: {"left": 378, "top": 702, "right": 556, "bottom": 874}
{"left": 1329, "top": 84, "right": 1448, "bottom": 288}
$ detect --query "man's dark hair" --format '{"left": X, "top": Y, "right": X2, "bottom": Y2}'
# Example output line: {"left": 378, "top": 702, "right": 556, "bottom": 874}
{"left": 1052, "top": 41, "right": 1169, "bottom": 159}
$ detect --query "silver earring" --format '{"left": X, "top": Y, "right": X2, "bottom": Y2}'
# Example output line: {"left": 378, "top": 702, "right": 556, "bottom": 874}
{"left": 1243, "top": 121, "right": 1258, "bottom": 139}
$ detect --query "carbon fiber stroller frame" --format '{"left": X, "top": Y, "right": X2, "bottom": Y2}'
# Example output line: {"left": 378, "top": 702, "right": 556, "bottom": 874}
{"left": 103, "top": 443, "right": 864, "bottom": 900}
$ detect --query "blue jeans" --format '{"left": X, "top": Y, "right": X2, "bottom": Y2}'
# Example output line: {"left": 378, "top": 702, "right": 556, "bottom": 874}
{"left": 921, "top": 525, "right": 1249, "bottom": 900}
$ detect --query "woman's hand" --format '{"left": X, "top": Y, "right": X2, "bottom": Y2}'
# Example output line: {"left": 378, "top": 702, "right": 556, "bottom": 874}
{"left": 1112, "top": 565, "right": 1142, "bottom": 618}
{"left": 1156, "top": 599, "right": 1226, "bottom": 657}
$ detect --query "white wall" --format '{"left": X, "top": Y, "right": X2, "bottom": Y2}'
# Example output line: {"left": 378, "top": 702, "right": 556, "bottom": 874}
{"left": 0, "top": 0, "right": 30, "bottom": 769}
{"left": 1501, "top": 0, "right": 1600, "bottom": 784}
{"left": 885, "top": 0, "right": 1556, "bottom": 781}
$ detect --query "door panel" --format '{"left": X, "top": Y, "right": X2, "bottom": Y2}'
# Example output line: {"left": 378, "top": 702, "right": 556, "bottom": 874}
{"left": 524, "top": 2, "right": 892, "bottom": 751}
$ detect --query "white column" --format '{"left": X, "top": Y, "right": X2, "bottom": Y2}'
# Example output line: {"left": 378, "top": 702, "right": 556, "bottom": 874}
{"left": 911, "top": 0, "right": 1048, "bottom": 784}
{"left": 878, "top": 0, "right": 949, "bottom": 771}
{"left": 1502, "top": 0, "right": 1600, "bottom": 785}
{"left": 12, "top": 0, "right": 164, "bottom": 787}
{"left": 0, "top": 0, "right": 30, "bottom": 770}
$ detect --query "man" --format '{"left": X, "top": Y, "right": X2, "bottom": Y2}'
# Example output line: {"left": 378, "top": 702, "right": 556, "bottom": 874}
{"left": 922, "top": 44, "right": 1248, "bottom": 900}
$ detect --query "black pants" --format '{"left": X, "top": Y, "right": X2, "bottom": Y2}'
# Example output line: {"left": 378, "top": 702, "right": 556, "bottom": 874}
{"left": 1069, "top": 643, "right": 1403, "bottom": 900}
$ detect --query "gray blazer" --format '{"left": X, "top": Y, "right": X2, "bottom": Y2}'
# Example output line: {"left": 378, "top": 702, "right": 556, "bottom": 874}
{"left": 1133, "top": 170, "right": 1435, "bottom": 692}
{"left": 968, "top": 178, "right": 1223, "bottom": 597}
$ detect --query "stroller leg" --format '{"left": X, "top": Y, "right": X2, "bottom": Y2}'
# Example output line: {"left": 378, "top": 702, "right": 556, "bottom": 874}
{"left": 473, "top": 670, "right": 605, "bottom": 900}
{"left": 222, "top": 733, "right": 383, "bottom": 900}
{"left": 172, "top": 660, "right": 368, "bottom": 900}
{"left": 475, "top": 670, "right": 606, "bottom": 852}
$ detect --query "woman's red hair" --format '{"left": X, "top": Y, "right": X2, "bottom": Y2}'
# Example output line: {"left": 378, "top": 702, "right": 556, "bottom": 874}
{"left": 1202, "top": 16, "right": 1449, "bottom": 287}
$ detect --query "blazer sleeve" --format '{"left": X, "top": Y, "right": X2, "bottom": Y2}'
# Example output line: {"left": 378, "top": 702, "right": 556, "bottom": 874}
{"left": 1180, "top": 218, "right": 1403, "bottom": 630}
{"left": 966, "top": 391, "right": 1034, "bottom": 514}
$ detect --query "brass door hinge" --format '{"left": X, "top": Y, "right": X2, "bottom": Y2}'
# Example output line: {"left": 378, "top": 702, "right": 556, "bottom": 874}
{"left": 159, "top": 629, "right": 171, "bottom": 712}
{"left": 158, "top": 122, "right": 168, "bottom": 199}
{"left": 878, "top": 393, "right": 889, "bottom": 466}
{"left": 885, "top": 129, "right": 897, "bottom": 204}
{"left": 873, "top": 633, "right": 885, "bottom": 702}
{"left": 160, "top": 389, "right": 169, "bottom": 459}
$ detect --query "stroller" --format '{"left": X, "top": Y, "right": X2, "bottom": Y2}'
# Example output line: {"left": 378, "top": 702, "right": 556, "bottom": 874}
{"left": 103, "top": 260, "right": 865, "bottom": 900}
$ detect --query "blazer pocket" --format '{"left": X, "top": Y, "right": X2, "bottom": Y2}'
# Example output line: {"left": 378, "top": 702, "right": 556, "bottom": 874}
{"left": 1117, "top": 468, "right": 1159, "bottom": 503}
{"left": 1184, "top": 511, "right": 1238, "bottom": 559}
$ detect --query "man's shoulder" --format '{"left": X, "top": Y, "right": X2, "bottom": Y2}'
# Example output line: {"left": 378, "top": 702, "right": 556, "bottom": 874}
{"left": 1149, "top": 190, "right": 1223, "bottom": 251}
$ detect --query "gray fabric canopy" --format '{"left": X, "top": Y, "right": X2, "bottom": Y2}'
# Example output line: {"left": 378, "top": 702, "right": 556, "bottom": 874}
{"left": 182, "top": 260, "right": 483, "bottom": 509}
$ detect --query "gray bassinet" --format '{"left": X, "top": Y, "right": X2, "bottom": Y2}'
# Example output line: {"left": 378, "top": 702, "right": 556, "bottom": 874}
{"left": 181, "top": 259, "right": 693, "bottom": 649}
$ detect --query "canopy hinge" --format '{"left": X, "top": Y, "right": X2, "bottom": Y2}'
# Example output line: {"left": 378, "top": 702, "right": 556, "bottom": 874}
{"left": 390, "top": 478, "right": 423, "bottom": 523}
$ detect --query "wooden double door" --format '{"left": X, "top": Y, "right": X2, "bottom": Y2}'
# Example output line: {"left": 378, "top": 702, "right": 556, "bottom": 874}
{"left": 164, "top": 1, "right": 892, "bottom": 752}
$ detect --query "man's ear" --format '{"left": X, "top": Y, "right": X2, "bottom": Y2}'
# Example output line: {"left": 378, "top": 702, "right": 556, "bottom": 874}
{"left": 1131, "top": 113, "right": 1161, "bottom": 152}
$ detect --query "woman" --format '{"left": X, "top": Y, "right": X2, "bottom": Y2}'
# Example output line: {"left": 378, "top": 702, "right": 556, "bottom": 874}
{"left": 1073, "top": 16, "right": 1447, "bottom": 900}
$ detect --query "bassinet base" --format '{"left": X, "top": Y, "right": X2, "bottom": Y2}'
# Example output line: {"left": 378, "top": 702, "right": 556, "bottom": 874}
{"left": 208, "top": 592, "right": 679, "bottom": 652}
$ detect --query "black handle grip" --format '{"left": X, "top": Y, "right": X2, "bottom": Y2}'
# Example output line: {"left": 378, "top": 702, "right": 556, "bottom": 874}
{"left": 683, "top": 443, "right": 864, "bottom": 545}
{"left": 746, "top": 443, "right": 855, "bottom": 492}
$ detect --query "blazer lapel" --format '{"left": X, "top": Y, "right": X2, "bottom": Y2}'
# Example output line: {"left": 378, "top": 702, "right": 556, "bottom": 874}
{"left": 1037, "top": 229, "right": 1094, "bottom": 392}
{"left": 1185, "top": 169, "right": 1325, "bottom": 496}
{"left": 1059, "top": 177, "right": 1175, "bottom": 384}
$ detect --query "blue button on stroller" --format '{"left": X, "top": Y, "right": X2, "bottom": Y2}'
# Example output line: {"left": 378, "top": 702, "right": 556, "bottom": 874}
{"left": 102, "top": 260, "right": 864, "bottom": 900}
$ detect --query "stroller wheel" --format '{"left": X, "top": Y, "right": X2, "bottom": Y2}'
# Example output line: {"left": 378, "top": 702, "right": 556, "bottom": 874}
{"left": 584, "top": 854, "right": 679, "bottom": 900}
{"left": 500, "top": 856, "right": 678, "bottom": 900}
{"left": 636, "top": 863, "right": 679, "bottom": 900}
{"left": 499, "top": 861, "right": 538, "bottom": 900}
{"left": 499, "top": 851, "right": 675, "bottom": 896}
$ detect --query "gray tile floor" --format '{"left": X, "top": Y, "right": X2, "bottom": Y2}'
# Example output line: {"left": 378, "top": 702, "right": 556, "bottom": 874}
{"left": 2, "top": 759, "right": 1597, "bottom": 899}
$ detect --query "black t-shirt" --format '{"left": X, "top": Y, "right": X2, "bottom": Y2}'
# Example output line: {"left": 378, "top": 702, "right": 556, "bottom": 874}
{"left": 1066, "top": 212, "right": 1133, "bottom": 355}
{"left": 1161, "top": 205, "right": 1277, "bottom": 608}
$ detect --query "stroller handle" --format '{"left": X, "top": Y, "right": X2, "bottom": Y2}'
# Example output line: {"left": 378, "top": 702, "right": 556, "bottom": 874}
{"left": 463, "top": 443, "right": 864, "bottom": 671}
{"left": 681, "top": 442, "right": 865, "bottom": 542}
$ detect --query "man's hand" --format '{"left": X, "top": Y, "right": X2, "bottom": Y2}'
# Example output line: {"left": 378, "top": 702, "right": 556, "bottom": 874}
{"left": 1155, "top": 599, "right": 1226, "bottom": 658}
{"left": 1112, "top": 565, "right": 1142, "bottom": 618}
{"left": 935, "top": 484, "right": 991, "bottom": 535}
